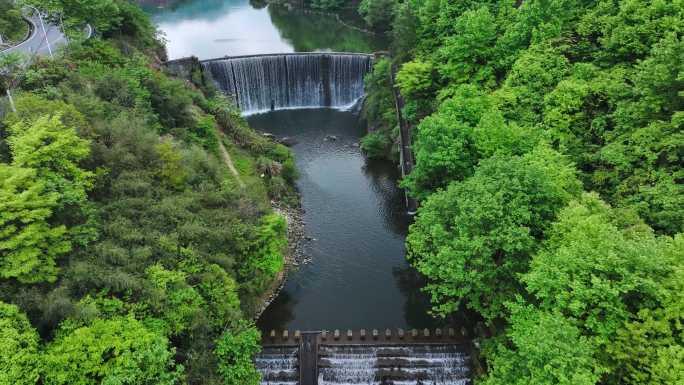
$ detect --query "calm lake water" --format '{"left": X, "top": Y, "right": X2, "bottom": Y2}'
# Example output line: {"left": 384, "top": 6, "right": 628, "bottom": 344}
{"left": 142, "top": 0, "right": 388, "bottom": 59}
{"left": 144, "top": 0, "right": 444, "bottom": 330}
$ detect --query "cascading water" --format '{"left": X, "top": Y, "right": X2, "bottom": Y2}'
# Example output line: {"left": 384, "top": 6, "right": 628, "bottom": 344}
{"left": 201, "top": 53, "right": 373, "bottom": 114}
{"left": 256, "top": 346, "right": 299, "bottom": 385}
{"left": 318, "top": 345, "right": 471, "bottom": 385}
{"left": 319, "top": 346, "right": 378, "bottom": 385}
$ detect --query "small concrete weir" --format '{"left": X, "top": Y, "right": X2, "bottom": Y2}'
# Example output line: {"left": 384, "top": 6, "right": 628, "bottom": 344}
{"left": 257, "top": 329, "right": 472, "bottom": 385}
{"left": 201, "top": 53, "right": 373, "bottom": 114}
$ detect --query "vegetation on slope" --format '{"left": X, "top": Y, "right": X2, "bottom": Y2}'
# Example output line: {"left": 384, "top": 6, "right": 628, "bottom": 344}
{"left": 0, "top": 0, "right": 29, "bottom": 46}
{"left": 363, "top": 0, "right": 684, "bottom": 384}
{"left": 0, "top": 1, "right": 297, "bottom": 384}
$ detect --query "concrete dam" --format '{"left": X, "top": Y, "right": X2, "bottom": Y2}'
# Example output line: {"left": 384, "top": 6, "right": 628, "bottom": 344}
{"left": 257, "top": 329, "right": 472, "bottom": 385}
{"left": 201, "top": 53, "right": 373, "bottom": 114}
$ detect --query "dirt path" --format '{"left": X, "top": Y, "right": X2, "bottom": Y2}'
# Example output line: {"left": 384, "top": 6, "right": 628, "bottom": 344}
{"left": 218, "top": 136, "right": 246, "bottom": 189}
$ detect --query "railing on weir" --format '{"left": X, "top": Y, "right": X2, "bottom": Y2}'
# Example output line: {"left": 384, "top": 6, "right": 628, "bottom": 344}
{"left": 263, "top": 327, "right": 468, "bottom": 346}
{"left": 163, "top": 51, "right": 375, "bottom": 66}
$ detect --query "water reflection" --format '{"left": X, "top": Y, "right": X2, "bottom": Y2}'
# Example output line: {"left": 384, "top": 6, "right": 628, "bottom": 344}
{"left": 250, "top": 109, "right": 440, "bottom": 331}
{"left": 142, "top": 0, "right": 386, "bottom": 59}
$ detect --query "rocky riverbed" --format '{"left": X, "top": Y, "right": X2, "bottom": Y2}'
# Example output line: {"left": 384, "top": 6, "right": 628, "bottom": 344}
{"left": 253, "top": 198, "right": 309, "bottom": 320}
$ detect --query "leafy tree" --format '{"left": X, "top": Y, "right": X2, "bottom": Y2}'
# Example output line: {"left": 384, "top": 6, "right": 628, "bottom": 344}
{"left": 521, "top": 194, "right": 684, "bottom": 384}
{"left": 0, "top": 164, "right": 67, "bottom": 283}
{"left": 390, "top": 0, "right": 418, "bottom": 63}
{"left": 360, "top": 131, "right": 391, "bottom": 159}
{"left": 473, "top": 109, "right": 539, "bottom": 158}
{"left": 358, "top": 0, "right": 396, "bottom": 31}
{"left": 214, "top": 321, "right": 262, "bottom": 385}
{"left": 395, "top": 59, "right": 434, "bottom": 100}
{"left": 308, "top": 0, "right": 345, "bottom": 11}
{"left": 195, "top": 264, "right": 242, "bottom": 329}
{"left": 407, "top": 146, "right": 581, "bottom": 320}
{"left": 0, "top": 301, "right": 40, "bottom": 385}
{"left": 0, "top": 0, "right": 26, "bottom": 44}
{"left": 362, "top": 58, "right": 397, "bottom": 133}
{"left": 401, "top": 84, "right": 491, "bottom": 199}
{"left": 481, "top": 302, "right": 603, "bottom": 385}
{"left": 241, "top": 214, "right": 287, "bottom": 283}
{"left": 523, "top": 194, "right": 675, "bottom": 344}
{"left": 0, "top": 53, "right": 26, "bottom": 113}
{"left": 43, "top": 317, "right": 183, "bottom": 385}
{"left": 155, "top": 139, "right": 189, "bottom": 190}
{"left": 23, "top": 0, "right": 122, "bottom": 35}
{"left": 9, "top": 114, "right": 94, "bottom": 212}
{"left": 145, "top": 264, "right": 204, "bottom": 336}
{"left": 436, "top": 6, "right": 498, "bottom": 88}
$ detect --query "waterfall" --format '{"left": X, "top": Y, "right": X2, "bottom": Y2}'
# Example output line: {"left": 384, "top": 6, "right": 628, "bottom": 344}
{"left": 319, "top": 345, "right": 378, "bottom": 385}
{"left": 256, "top": 346, "right": 299, "bottom": 385}
{"left": 318, "top": 344, "right": 471, "bottom": 385}
{"left": 202, "top": 53, "right": 373, "bottom": 114}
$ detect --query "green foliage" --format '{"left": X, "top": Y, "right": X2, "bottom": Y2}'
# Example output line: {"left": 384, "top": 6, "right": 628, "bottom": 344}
{"left": 523, "top": 194, "right": 670, "bottom": 341}
{"left": 436, "top": 6, "right": 498, "bottom": 89}
{"left": 9, "top": 114, "right": 94, "bottom": 211}
{"left": 0, "top": 164, "right": 67, "bottom": 283}
{"left": 372, "top": 0, "right": 684, "bottom": 383}
{"left": 43, "top": 317, "right": 182, "bottom": 385}
{"left": 214, "top": 321, "right": 262, "bottom": 385}
{"left": 24, "top": 0, "right": 122, "bottom": 35}
{"left": 395, "top": 59, "right": 434, "bottom": 100}
{"left": 407, "top": 147, "right": 581, "bottom": 321}
{"left": 362, "top": 58, "right": 397, "bottom": 137}
{"left": 0, "top": 3, "right": 293, "bottom": 384}
{"left": 155, "top": 139, "right": 189, "bottom": 190}
{"left": 239, "top": 213, "right": 287, "bottom": 301}
{"left": 360, "top": 131, "right": 391, "bottom": 159}
{"left": 481, "top": 302, "right": 603, "bottom": 385}
{"left": 0, "top": 53, "right": 25, "bottom": 93}
{"left": 308, "top": 0, "right": 345, "bottom": 11}
{"left": 0, "top": 0, "right": 27, "bottom": 44}
{"left": 402, "top": 84, "right": 491, "bottom": 199}
{"left": 390, "top": 0, "right": 418, "bottom": 63}
{"left": 0, "top": 301, "right": 40, "bottom": 385}
{"left": 145, "top": 264, "right": 204, "bottom": 336}
{"left": 358, "top": 0, "right": 395, "bottom": 31}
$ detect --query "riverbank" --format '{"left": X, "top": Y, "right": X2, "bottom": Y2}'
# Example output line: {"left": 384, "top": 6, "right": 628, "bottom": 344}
{"left": 254, "top": 198, "right": 308, "bottom": 320}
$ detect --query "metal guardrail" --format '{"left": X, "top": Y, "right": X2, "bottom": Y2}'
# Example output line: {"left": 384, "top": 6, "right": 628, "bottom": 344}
{"left": 1, "top": 10, "right": 92, "bottom": 58}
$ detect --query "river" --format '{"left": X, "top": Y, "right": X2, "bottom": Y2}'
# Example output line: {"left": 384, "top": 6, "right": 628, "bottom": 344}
{"left": 144, "top": 0, "right": 442, "bottom": 331}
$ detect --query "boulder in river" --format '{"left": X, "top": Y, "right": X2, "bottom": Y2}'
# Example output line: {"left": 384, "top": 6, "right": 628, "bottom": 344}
{"left": 279, "top": 136, "right": 298, "bottom": 146}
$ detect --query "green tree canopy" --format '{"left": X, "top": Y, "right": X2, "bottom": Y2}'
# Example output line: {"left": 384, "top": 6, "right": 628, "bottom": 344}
{"left": 407, "top": 146, "right": 581, "bottom": 320}
{"left": 0, "top": 301, "right": 40, "bottom": 385}
{"left": 0, "top": 164, "right": 66, "bottom": 283}
{"left": 481, "top": 302, "right": 603, "bottom": 385}
{"left": 9, "top": 114, "right": 94, "bottom": 211}
{"left": 214, "top": 320, "right": 262, "bottom": 385}
{"left": 43, "top": 317, "right": 182, "bottom": 385}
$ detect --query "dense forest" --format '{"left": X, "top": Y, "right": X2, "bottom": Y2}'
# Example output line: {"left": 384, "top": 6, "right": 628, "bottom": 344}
{"left": 358, "top": 0, "right": 684, "bottom": 384}
{"left": 1, "top": 0, "right": 683, "bottom": 384}
{"left": 0, "top": 1, "right": 297, "bottom": 384}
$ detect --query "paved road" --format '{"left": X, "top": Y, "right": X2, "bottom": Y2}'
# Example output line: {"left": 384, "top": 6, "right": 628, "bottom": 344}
{"left": 1, "top": 16, "right": 73, "bottom": 58}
